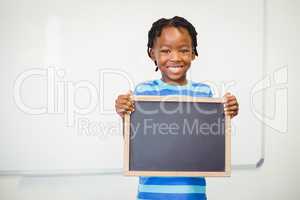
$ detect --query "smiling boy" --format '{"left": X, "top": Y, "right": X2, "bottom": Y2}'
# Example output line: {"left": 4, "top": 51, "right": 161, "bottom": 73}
{"left": 115, "top": 16, "right": 239, "bottom": 200}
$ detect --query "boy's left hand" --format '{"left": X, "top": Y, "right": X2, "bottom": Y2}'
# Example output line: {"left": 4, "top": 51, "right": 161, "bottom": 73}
{"left": 223, "top": 92, "right": 239, "bottom": 119}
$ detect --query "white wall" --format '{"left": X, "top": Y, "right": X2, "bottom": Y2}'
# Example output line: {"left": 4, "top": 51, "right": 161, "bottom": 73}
{"left": 0, "top": 0, "right": 263, "bottom": 172}
{"left": 0, "top": 0, "right": 299, "bottom": 199}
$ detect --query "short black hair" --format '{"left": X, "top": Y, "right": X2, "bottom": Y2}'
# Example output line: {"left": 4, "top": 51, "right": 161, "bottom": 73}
{"left": 147, "top": 16, "right": 198, "bottom": 70}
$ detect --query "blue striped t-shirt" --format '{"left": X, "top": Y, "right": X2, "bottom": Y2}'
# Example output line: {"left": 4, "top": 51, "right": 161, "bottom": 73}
{"left": 134, "top": 79, "right": 213, "bottom": 200}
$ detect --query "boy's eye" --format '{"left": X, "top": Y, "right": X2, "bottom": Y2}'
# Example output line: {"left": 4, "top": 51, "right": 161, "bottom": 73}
{"left": 180, "top": 49, "right": 190, "bottom": 53}
{"left": 160, "top": 49, "right": 170, "bottom": 53}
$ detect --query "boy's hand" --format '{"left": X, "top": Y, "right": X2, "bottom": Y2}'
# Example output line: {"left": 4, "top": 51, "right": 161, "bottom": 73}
{"left": 223, "top": 92, "right": 239, "bottom": 119}
{"left": 115, "top": 91, "right": 135, "bottom": 118}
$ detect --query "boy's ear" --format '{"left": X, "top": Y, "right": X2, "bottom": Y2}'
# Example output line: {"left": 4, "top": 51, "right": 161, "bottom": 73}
{"left": 149, "top": 48, "right": 158, "bottom": 68}
{"left": 149, "top": 48, "right": 156, "bottom": 61}
{"left": 191, "top": 52, "right": 196, "bottom": 60}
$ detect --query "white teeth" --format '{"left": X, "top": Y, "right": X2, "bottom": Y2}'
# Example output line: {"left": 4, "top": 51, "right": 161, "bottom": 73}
{"left": 168, "top": 66, "right": 181, "bottom": 73}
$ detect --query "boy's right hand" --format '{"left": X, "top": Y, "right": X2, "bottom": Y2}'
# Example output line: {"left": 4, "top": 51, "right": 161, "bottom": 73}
{"left": 115, "top": 91, "right": 135, "bottom": 118}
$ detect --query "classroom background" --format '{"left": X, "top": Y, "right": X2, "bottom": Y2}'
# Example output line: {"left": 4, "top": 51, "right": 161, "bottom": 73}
{"left": 0, "top": 0, "right": 299, "bottom": 199}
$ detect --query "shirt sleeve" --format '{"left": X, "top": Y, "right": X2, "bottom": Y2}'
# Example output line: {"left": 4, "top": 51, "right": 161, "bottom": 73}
{"left": 208, "top": 86, "right": 214, "bottom": 97}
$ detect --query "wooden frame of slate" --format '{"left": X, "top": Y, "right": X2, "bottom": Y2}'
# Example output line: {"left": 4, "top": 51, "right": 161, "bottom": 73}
{"left": 123, "top": 96, "right": 231, "bottom": 177}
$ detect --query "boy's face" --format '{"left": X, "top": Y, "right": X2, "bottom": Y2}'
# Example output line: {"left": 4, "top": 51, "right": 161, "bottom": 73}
{"left": 150, "top": 26, "right": 195, "bottom": 85}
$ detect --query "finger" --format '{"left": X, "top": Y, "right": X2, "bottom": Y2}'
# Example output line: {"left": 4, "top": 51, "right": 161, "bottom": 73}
{"left": 116, "top": 104, "right": 134, "bottom": 112}
{"left": 225, "top": 110, "right": 236, "bottom": 117}
{"left": 118, "top": 99, "right": 133, "bottom": 107}
{"left": 126, "top": 100, "right": 135, "bottom": 107}
{"left": 115, "top": 101, "right": 130, "bottom": 114}
{"left": 115, "top": 102, "right": 133, "bottom": 111}
{"left": 116, "top": 98, "right": 134, "bottom": 106}
{"left": 122, "top": 92, "right": 135, "bottom": 103}
{"left": 225, "top": 100, "right": 238, "bottom": 106}
{"left": 118, "top": 94, "right": 131, "bottom": 101}
{"left": 224, "top": 101, "right": 238, "bottom": 108}
{"left": 117, "top": 101, "right": 135, "bottom": 110}
{"left": 225, "top": 109, "right": 238, "bottom": 116}
{"left": 127, "top": 90, "right": 134, "bottom": 99}
{"left": 115, "top": 105, "right": 129, "bottom": 113}
{"left": 116, "top": 98, "right": 128, "bottom": 104}
{"left": 224, "top": 105, "right": 239, "bottom": 111}
{"left": 223, "top": 94, "right": 235, "bottom": 104}
{"left": 224, "top": 96, "right": 236, "bottom": 103}
{"left": 224, "top": 110, "right": 233, "bottom": 115}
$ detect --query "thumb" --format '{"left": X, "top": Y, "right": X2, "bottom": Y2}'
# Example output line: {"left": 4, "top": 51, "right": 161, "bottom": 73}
{"left": 222, "top": 92, "right": 231, "bottom": 103}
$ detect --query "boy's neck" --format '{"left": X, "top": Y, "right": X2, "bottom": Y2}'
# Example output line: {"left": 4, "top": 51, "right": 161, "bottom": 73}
{"left": 161, "top": 77, "right": 188, "bottom": 86}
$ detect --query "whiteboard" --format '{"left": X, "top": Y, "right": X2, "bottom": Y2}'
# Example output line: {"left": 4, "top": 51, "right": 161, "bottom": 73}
{"left": 0, "top": 0, "right": 264, "bottom": 174}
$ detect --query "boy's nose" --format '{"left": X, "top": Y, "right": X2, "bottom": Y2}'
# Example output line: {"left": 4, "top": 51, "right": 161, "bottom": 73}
{"left": 169, "top": 51, "right": 181, "bottom": 61}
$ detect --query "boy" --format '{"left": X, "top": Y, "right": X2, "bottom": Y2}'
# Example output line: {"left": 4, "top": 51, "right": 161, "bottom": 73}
{"left": 115, "top": 16, "right": 239, "bottom": 200}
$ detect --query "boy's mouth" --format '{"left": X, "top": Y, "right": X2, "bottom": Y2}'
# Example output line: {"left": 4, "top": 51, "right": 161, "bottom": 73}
{"left": 167, "top": 65, "right": 183, "bottom": 73}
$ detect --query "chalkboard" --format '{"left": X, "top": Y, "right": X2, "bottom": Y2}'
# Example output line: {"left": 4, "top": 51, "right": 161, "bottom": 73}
{"left": 123, "top": 96, "right": 231, "bottom": 177}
